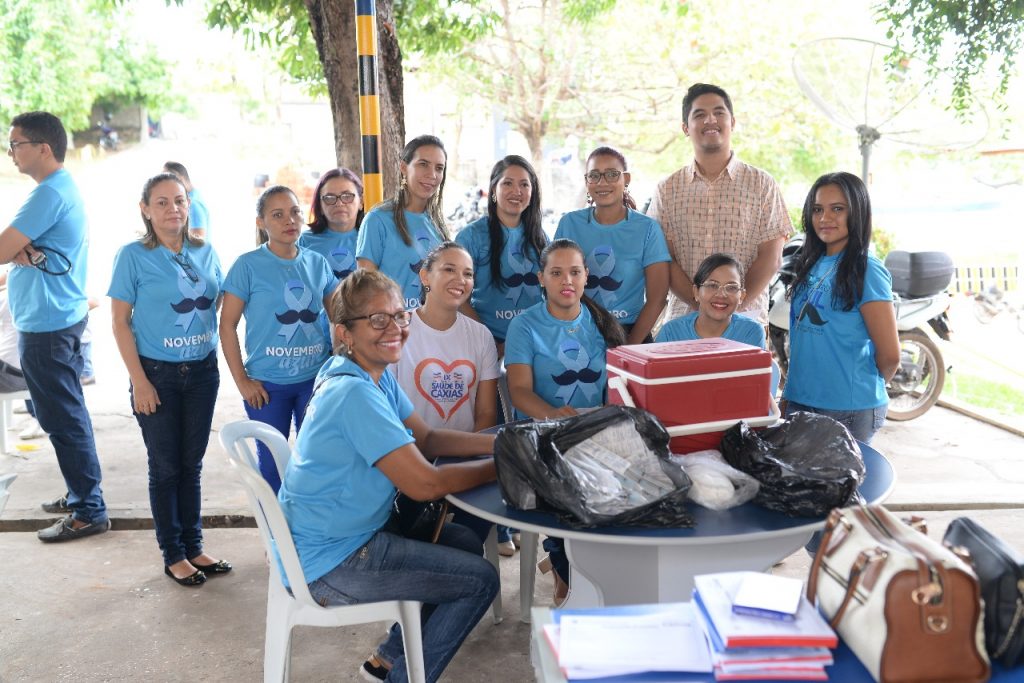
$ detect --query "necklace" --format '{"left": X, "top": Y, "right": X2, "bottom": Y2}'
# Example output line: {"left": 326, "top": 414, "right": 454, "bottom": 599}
{"left": 798, "top": 259, "right": 839, "bottom": 320}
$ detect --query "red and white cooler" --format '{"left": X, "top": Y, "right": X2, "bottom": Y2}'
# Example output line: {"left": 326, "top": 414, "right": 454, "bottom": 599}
{"left": 606, "top": 338, "right": 780, "bottom": 453}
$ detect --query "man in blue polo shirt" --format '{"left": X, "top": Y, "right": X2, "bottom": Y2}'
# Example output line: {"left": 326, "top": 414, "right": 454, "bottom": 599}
{"left": 2, "top": 111, "right": 109, "bottom": 542}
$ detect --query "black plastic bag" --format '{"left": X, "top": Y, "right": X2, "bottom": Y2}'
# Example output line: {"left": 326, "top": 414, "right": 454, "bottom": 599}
{"left": 720, "top": 411, "right": 864, "bottom": 517}
{"left": 494, "top": 405, "right": 693, "bottom": 528}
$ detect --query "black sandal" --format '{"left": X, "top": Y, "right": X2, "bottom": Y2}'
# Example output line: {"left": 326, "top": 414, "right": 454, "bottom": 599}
{"left": 165, "top": 565, "right": 207, "bottom": 586}
{"left": 189, "top": 559, "right": 232, "bottom": 575}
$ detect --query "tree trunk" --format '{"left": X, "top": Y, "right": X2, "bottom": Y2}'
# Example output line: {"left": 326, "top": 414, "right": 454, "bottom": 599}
{"left": 304, "top": 0, "right": 405, "bottom": 198}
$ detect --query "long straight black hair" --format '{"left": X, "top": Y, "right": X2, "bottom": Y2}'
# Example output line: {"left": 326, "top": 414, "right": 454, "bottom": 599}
{"left": 788, "top": 171, "right": 872, "bottom": 312}
{"left": 540, "top": 239, "right": 626, "bottom": 348}
{"left": 485, "top": 155, "right": 547, "bottom": 289}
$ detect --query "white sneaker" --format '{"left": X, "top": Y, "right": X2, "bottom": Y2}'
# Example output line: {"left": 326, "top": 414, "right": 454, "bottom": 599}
{"left": 497, "top": 540, "right": 516, "bottom": 557}
{"left": 12, "top": 403, "right": 28, "bottom": 415}
{"left": 19, "top": 417, "right": 46, "bottom": 440}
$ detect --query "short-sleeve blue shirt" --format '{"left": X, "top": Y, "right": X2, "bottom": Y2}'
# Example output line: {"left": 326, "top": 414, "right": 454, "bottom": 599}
{"left": 278, "top": 355, "right": 415, "bottom": 583}
{"left": 656, "top": 312, "right": 766, "bottom": 348}
{"left": 299, "top": 229, "right": 359, "bottom": 281}
{"left": 553, "top": 208, "right": 671, "bottom": 324}
{"left": 504, "top": 302, "right": 608, "bottom": 419}
{"left": 455, "top": 217, "right": 546, "bottom": 340}
{"left": 108, "top": 241, "right": 223, "bottom": 361}
{"left": 222, "top": 244, "right": 336, "bottom": 383}
{"left": 7, "top": 169, "right": 90, "bottom": 333}
{"left": 189, "top": 188, "right": 210, "bottom": 239}
{"left": 356, "top": 206, "right": 442, "bottom": 309}
{"left": 783, "top": 253, "right": 893, "bottom": 410}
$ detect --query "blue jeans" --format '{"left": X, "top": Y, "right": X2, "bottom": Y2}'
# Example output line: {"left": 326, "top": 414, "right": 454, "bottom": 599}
{"left": 783, "top": 401, "right": 887, "bottom": 445}
{"left": 243, "top": 378, "right": 315, "bottom": 492}
{"left": 19, "top": 316, "right": 107, "bottom": 524}
{"left": 132, "top": 351, "right": 219, "bottom": 566}
{"left": 308, "top": 523, "right": 499, "bottom": 683}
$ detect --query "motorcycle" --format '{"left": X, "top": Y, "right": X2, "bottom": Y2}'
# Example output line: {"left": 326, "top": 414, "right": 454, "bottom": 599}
{"left": 768, "top": 235, "right": 953, "bottom": 421}
{"left": 98, "top": 120, "right": 119, "bottom": 151}
{"left": 446, "top": 186, "right": 488, "bottom": 232}
{"left": 973, "top": 285, "right": 1024, "bottom": 333}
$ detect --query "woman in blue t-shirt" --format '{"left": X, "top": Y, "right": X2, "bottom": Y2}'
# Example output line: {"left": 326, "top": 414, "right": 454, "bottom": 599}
{"left": 356, "top": 135, "right": 450, "bottom": 310}
{"left": 299, "top": 167, "right": 364, "bottom": 281}
{"left": 110, "top": 172, "right": 230, "bottom": 587}
{"left": 220, "top": 186, "right": 337, "bottom": 492}
{"left": 783, "top": 172, "right": 899, "bottom": 444}
{"left": 455, "top": 155, "right": 548, "bottom": 354}
{"left": 279, "top": 269, "right": 498, "bottom": 683}
{"left": 554, "top": 146, "right": 671, "bottom": 344}
{"left": 657, "top": 253, "right": 766, "bottom": 348}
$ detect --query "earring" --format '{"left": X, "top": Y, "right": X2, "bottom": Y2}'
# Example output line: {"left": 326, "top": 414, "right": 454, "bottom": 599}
{"left": 586, "top": 193, "right": 593, "bottom": 204}
{"left": 423, "top": 285, "right": 431, "bottom": 293}
{"left": 400, "top": 175, "right": 407, "bottom": 190}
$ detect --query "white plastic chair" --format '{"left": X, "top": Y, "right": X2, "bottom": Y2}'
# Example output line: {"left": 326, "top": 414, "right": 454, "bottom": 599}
{"left": 0, "top": 472, "right": 16, "bottom": 517}
{"left": 219, "top": 420, "right": 425, "bottom": 683}
{"left": 1, "top": 389, "right": 34, "bottom": 454}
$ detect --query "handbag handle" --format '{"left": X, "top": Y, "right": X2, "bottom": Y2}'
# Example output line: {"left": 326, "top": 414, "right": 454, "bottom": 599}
{"left": 807, "top": 508, "right": 845, "bottom": 604}
{"left": 825, "top": 548, "right": 888, "bottom": 629}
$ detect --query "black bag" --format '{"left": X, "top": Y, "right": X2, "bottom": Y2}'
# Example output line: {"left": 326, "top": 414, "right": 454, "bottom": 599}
{"left": 944, "top": 516, "right": 1024, "bottom": 667}
{"left": 390, "top": 494, "right": 449, "bottom": 544}
{"left": 493, "top": 405, "right": 693, "bottom": 528}
{"left": 720, "top": 411, "right": 864, "bottom": 517}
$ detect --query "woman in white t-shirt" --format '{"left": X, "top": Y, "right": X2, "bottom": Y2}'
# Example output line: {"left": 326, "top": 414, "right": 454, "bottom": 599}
{"left": 393, "top": 241, "right": 500, "bottom": 543}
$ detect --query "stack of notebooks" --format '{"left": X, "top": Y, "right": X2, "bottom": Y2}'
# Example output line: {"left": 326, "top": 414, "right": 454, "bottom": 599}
{"left": 692, "top": 572, "right": 838, "bottom": 681}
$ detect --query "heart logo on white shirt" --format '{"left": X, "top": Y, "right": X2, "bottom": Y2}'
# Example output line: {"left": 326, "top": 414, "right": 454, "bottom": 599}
{"left": 414, "top": 358, "right": 477, "bottom": 421}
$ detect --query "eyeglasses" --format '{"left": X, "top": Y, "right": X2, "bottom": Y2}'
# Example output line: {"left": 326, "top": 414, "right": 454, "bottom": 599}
{"left": 321, "top": 192, "right": 357, "bottom": 206}
{"left": 172, "top": 253, "right": 199, "bottom": 284}
{"left": 8, "top": 140, "right": 43, "bottom": 152}
{"left": 584, "top": 170, "right": 623, "bottom": 185}
{"left": 699, "top": 282, "right": 744, "bottom": 296}
{"left": 344, "top": 310, "right": 413, "bottom": 330}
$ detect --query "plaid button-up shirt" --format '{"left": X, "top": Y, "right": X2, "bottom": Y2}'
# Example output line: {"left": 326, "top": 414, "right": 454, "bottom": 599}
{"left": 648, "top": 154, "right": 792, "bottom": 324}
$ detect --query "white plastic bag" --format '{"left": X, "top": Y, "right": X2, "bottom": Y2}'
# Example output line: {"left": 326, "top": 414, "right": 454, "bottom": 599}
{"left": 670, "top": 449, "right": 759, "bottom": 511}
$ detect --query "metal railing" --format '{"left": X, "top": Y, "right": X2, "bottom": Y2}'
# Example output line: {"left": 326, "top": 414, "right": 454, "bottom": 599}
{"left": 952, "top": 265, "right": 1021, "bottom": 294}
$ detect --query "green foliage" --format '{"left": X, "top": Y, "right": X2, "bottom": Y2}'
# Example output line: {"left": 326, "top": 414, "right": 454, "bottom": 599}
{"left": 393, "top": 0, "right": 498, "bottom": 56}
{"left": 876, "top": 0, "right": 1024, "bottom": 111}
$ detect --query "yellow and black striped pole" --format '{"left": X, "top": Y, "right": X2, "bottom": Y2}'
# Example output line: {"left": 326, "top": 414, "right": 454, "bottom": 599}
{"left": 355, "top": 0, "right": 384, "bottom": 210}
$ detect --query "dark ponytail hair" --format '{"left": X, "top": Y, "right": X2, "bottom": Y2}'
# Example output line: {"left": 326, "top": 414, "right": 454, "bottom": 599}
{"left": 693, "top": 253, "right": 745, "bottom": 287}
{"left": 486, "top": 155, "right": 547, "bottom": 289}
{"left": 386, "top": 134, "right": 450, "bottom": 246}
{"left": 586, "top": 146, "right": 637, "bottom": 211}
{"left": 540, "top": 239, "right": 626, "bottom": 348}
{"left": 788, "top": 171, "right": 872, "bottom": 311}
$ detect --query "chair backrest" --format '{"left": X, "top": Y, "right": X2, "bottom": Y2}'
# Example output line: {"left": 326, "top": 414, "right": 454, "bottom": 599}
{"left": 219, "top": 420, "right": 319, "bottom": 608}
{"left": 0, "top": 472, "right": 16, "bottom": 517}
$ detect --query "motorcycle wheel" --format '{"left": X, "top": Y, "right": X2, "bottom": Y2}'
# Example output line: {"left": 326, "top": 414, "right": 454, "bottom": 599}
{"left": 887, "top": 329, "right": 945, "bottom": 421}
{"left": 973, "top": 296, "right": 999, "bottom": 324}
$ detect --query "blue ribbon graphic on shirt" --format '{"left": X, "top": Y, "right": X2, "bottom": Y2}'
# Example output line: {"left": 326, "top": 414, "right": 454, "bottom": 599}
{"left": 170, "top": 273, "right": 213, "bottom": 333}
{"left": 585, "top": 245, "right": 621, "bottom": 307}
{"left": 551, "top": 339, "right": 601, "bottom": 405}
{"left": 275, "top": 280, "right": 319, "bottom": 343}
{"left": 330, "top": 246, "right": 356, "bottom": 280}
{"left": 502, "top": 246, "right": 539, "bottom": 307}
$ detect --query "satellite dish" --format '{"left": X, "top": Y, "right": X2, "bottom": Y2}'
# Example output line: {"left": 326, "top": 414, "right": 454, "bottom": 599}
{"left": 793, "top": 37, "right": 988, "bottom": 182}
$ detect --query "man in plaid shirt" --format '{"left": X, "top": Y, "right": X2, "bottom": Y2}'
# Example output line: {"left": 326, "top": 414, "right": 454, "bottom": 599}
{"left": 648, "top": 83, "right": 792, "bottom": 326}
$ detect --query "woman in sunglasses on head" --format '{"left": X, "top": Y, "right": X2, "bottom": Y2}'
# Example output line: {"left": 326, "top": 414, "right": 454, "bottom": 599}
{"left": 220, "top": 185, "right": 337, "bottom": 493}
{"left": 357, "top": 135, "right": 449, "bottom": 310}
{"left": 554, "top": 146, "right": 671, "bottom": 344}
{"left": 300, "top": 167, "right": 364, "bottom": 282}
{"left": 109, "top": 172, "right": 230, "bottom": 587}
{"left": 279, "top": 269, "right": 498, "bottom": 683}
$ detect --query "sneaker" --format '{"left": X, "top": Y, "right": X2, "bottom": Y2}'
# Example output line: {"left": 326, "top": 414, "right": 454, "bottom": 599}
{"left": 19, "top": 417, "right": 46, "bottom": 440}
{"left": 37, "top": 516, "right": 111, "bottom": 543}
{"left": 41, "top": 493, "right": 70, "bottom": 514}
{"left": 511, "top": 531, "right": 522, "bottom": 548}
{"left": 497, "top": 539, "right": 516, "bottom": 557}
{"left": 359, "top": 654, "right": 390, "bottom": 682}
{"left": 12, "top": 403, "right": 28, "bottom": 415}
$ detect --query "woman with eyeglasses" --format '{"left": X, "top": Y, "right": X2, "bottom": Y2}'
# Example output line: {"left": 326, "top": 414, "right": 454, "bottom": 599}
{"left": 454, "top": 155, "right": 547, "bottom": 356}
{"left": 109, "top": 172, "right": 230, "bottom": 587}
{"left": 279, "top": 269, "right": 498, "bottom": 683}
{"left": 356, "top": 135, "right": 449, "bottom": 310}
{"left": 300, "top": 167, "right": 364, "bottom": 281}
{"left": 220, "top": 185, "right": 337, "bottom": 493}
{"left": 554, "top": 146, "right": 671, "bottom": 344}
{"left": 656, "top": 253, "right": 765, "bottom": 347}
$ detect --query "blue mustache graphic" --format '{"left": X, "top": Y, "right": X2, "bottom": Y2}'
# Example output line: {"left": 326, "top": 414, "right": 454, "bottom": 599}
{"left": 504, "top": 272, "right": 539, "bottom": 288}
{"left": 333, "top": 267, "right": 354, "bottom": 279}
{"left": 409, "top": 259, "right": 425, "bottom": 274}
{"left": 170, "top": 297, "right": 213, "bottom": 314}
{"left": 586, "top": 274, "right": 622, "bottom": 291}
{"left": 275, "top": 309, "right": 319, "bottom": 325}
{"left": 551, "top": 367, "right": 602, "bottom": 386}
{"left": 798, "top": 303, "right": 829, "bottom": 326}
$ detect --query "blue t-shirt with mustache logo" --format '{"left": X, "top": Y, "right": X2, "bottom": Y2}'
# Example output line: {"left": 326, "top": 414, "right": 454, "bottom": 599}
{"left": 504, "top": 301, "right": 607, "bottom": 418}
{"left": 222, "top": 244, "right": 336, "bottom": 383}
{"left": 554, "top": 208, "right": 671, "bottom": 324}
{"left": 108, "top": 241, "right": 223, "bottom": 361}
{"left": 299, "top": 228, "right": 359, "bottom": 281}
{"left": 455, "top": 217, "right": 547, "bottom": 340}
{"left": 356, "top": 206, "right": 443, "bottom": 310}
